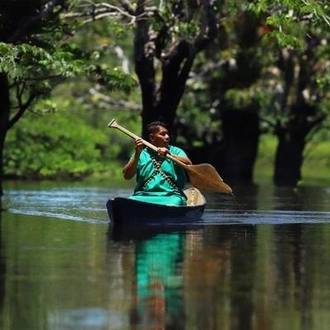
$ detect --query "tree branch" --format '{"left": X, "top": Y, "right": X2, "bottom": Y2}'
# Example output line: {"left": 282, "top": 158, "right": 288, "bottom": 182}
{"left": 9, "top": 0, "right": 68, "bottom": 42}
{"left": 8, "top": 86, "right": 38, "bottom": 130}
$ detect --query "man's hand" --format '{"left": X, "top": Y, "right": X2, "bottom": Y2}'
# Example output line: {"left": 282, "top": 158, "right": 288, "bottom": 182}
{"left": 134, "top": 138, "right": 145, "bottom": 154}
{"left": 157, "top": 147, "right": 169, "bottom": 157}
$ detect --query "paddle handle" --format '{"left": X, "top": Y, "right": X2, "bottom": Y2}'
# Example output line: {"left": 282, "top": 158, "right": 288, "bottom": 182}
{"left": 108, "top": 119, "right": 186, "bottom": 167}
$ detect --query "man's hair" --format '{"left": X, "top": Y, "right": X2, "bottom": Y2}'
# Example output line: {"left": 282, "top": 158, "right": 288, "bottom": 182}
{"left": 147, "top": 121, "right": 168, "bottom": 134}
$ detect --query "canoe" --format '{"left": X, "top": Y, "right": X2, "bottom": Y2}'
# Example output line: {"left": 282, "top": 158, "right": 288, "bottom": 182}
{"left": 108, "top": 221, "right": 204, "bottom": 242}
{"left": 106, "top": 187, "right": 206, "bottom": 226}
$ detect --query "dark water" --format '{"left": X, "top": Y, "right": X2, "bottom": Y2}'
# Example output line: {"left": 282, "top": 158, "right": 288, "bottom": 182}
{"left": 1, "top": 180, "right": 330, "bottom": 330}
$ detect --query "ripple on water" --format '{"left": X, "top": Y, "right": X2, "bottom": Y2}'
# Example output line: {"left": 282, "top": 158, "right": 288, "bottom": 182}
{"left": 3, "top": 185, "right": 330, "bottom": 226}
{"left": 203, "top": 209, "right": 330, "bottom": 225}
{"left": 2, "top": 187, "right": 128, "bottom": 224}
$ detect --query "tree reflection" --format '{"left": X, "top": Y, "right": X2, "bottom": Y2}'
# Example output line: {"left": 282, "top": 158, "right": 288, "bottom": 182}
{"left": 108, "top": 183, "right": 330, "bottom": 330}
{"left": 0, "top": 204, "right": 5, "bottom": 326}
{"left": 273, "top": 187, "right": 315, "bottom": 329}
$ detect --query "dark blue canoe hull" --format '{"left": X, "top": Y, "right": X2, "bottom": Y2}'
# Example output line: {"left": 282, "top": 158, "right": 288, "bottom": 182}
{"left": 106, "top": 188, "right": 206, "bottom": 226}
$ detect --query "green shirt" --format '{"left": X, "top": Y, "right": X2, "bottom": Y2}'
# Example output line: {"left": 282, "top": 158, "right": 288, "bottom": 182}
{"left": 129, "top": 146, "right": 188, "bottom": 205}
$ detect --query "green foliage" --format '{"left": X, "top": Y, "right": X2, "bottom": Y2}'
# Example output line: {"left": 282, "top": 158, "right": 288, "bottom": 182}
{"left": 263, "top": 30, "right": 303, "bottom": 49}
{"left": 0, "top": 0, "right": 140, "bottom": 186}
{"left": 246, "top": 0, "right": 330, "bottom": 50}
{"left": 1, "top": 1, "right": 138, "bottom": 123}
{"left": 92, "top": 66, "right": 138, "bottom": 93}
{"left": 3, "top": 85, "right": 144, "bottom": 181}
{"left": 224, "top": 88, "right": 255, "bottom": 109}
{"left": 0, "top": 41, "right": 137, "bottom": 96}
{"left": 303, "top": 139, "right": 330, "bottom": 178}
{"left": 0, "top": 42, "right": 82, "bottom": 79}
{"left": 254, "top": 134, "right": 277, "bottom": 176}
{"left": 3, "top": 0, "right": 330, "bottom": 185}
{"left": 177, "top": 88, "right": 222, "bottom": 146}
{"left": 4, "top": 110, "right": 110, "bottom": 180}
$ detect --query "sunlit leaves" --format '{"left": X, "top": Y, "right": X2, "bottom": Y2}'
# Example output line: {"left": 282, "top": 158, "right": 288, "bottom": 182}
{"left": 262, "top": 30, "right": 303, "bottom": 49}
{"left": 4, "top": 110, "right": 109, "bottom": 179}
{"left": 247, "top": 0, "right": 330, "bottom": 50}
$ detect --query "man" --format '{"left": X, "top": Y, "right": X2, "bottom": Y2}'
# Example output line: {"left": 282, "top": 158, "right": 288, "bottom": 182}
{"left": 123, "top": 121, "right": 192, "bottom": 205}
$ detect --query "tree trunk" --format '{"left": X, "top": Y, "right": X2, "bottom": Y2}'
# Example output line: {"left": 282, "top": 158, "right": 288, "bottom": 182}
{"left": 0, "top": 74, "right": 10, "bottom": 197}
{"left": 216, "top": 109, "right": 260, "bottom": 184}
{"left": 136, "top": 39, "right": 197, "bottom": 140}
{"left": 133, "top": 0, "right": 218, "bottom": 140}
{"left": 274, "top": 126, "right": 305, "bottom": 186}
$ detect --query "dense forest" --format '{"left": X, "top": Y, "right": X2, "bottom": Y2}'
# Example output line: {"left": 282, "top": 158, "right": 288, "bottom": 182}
{"left": 1, "top": 0, "right": 330, "bottom": 196}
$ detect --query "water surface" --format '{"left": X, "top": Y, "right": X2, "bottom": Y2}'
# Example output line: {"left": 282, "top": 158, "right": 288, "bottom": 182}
{"left": 1, "top": 180, "right": 330, "bottom": 330}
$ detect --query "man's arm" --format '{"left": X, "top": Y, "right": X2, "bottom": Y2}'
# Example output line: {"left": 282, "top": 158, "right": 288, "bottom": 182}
{"left": 157, "top": 146, "right": 192, "bottom": 165}
{"left": 171, "top": 154, "right": 192, "bottom": 165}
{"left": 122, "top": 138, "right": 144, "bottom": 179}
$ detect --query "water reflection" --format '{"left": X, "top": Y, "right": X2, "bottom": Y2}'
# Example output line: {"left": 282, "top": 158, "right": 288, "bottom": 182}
{"left": 109, "top": 224, "right": 201, "bottom": 329}
{"left": 0, "top": 181, "right": 330, "bottom": 329}
{"left": 4, "top": 187, "right": 112, "bottom": 223}
{"left": 109, "top": 221, "right": 330, "bottom": 330}
{"left": 133, "top": 233, "right": 183, "bottom": 329}
{"left": 204, "top": 183, "right": 330, "bottom": 225}
{"left": 48, "top": 307, "right": 120, "bottom": 329}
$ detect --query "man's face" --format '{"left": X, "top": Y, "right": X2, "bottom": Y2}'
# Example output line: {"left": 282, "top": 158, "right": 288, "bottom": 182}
{"left": 150, "top": 126, "right": 170, "bottom": 147}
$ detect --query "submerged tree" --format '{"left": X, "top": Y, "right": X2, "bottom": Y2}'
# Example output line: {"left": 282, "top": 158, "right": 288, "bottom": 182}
{"left": 240, "top": 2, "right": 330, "bottom": 187}
{"left": 179, "top": 1, "right": 330, "bottom": 186}
{"left": 252, "top": 1, "right": 330, "bottom": 186}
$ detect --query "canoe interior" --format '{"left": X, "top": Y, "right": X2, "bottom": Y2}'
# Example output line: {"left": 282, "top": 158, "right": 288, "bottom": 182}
{"left": 107, "top": 187, "right": 206, "bottom": 226}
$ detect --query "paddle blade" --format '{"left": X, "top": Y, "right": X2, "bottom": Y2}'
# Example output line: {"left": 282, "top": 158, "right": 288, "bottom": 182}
{"left": 186, "top": 164, "right": 233, "bottom": 194}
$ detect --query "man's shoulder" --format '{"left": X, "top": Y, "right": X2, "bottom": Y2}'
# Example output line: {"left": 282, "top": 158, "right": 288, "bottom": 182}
{"left": 169, "top": 145, "right": 186, "bottom": 155}
{"left": 131, "top": 148, "right": 149, "bottom": 159}
{"left": 139, "top": 148, "right": 150, "bottom": 158}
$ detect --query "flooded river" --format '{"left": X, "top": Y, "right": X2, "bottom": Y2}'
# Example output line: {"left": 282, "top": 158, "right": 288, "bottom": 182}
{"left": 1, "top": 180, "right": 330, "bottom": 330}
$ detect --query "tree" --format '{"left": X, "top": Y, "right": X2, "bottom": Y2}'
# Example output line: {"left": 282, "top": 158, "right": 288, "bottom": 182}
{"left": 253, "top": 1, "right": 330, "bottom": 186}
{"left": 177, "top": 5, "right": 267, "bottom": 183}
{"left": 179, "top": 0, "right": 330, "bottom": 186}
{"left": 73, "top": 0, "right": 219, "bottom": 138}
{"left": 0, "top": 0, "right": 136, "bottom": 196}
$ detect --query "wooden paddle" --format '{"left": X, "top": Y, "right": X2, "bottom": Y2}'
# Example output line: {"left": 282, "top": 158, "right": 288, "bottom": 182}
{"left": 108, "top": 119, "right": 233, "bottom": 194}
